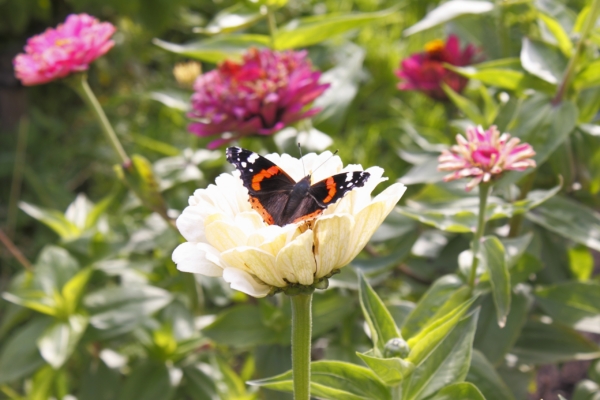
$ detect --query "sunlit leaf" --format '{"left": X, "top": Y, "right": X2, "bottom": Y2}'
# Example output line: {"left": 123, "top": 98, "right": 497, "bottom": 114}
{"left": 153, "top": 35, "right": 270, "bottom": 63}
{"left": 404, "top": 0, "right": 494, "bottom": 35}
{"left": 480, "top": 236, "right": 510, "bottom": 328}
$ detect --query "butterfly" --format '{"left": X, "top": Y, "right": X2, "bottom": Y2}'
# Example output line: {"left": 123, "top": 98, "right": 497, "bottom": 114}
{"left": 226, "top": 147, "right": 370, "bottom": 226}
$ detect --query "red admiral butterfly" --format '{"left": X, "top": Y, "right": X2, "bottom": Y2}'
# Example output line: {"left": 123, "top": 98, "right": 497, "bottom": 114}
{"left": 226, "top": 147, "right": 370, "bottom": 226}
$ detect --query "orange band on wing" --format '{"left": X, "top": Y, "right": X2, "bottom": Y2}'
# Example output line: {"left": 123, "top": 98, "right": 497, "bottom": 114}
{"left": 251, "top": 166, "right": 281, "bottom": 191}
{"left": 323, "top": 177, "right": 337, "bottom": 203}
{"left": 249, "top": 196, "right": 274, "bottom": 225}
{"left": 292, "top": 209, "right": 323, "bottom": 224}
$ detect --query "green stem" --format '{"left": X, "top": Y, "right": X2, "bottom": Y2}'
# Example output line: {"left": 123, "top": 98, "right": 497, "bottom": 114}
{"left": 291, "top": 293, "right": 312, "bottom": 400}
{"left": 69, "top": 73, "right": 130, "bottom": 164}
{"left": 391, "top": 384, "right": 403, "bottom": 400}
{"left": 468, "top": 182, "right": 491, "bottom": 288}
{"left": 267, "top": 7, "right": 278, "bottom": 49}
{"left": 553, "top": 0, "right": 600, "bottom": 105}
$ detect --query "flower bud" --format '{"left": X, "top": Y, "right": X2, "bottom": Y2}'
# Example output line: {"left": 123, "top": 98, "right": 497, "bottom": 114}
{"left": 383, "top": 338, "right": 410, "bottom": 358}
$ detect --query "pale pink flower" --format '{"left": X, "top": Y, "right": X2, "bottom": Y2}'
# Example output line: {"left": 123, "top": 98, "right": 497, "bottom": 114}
{"left": 188, "top": 48, "right": 330, "bottom": 149}
{"left": 438, "top": 126, "right": 536, "bottom": 191}
{"left": 13, "top": 14, "right": 116, "bottom": 86}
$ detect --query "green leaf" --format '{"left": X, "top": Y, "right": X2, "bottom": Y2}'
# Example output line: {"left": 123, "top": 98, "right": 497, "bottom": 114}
{"left": 402, "top": 310, "right": 479, "bottom": 400}
{"left": 474, "top": 290, "right": 530, "bottom": 365}
{"left": 79, "top": 359, "right": 122, "bottom": 400}
{"left": 274, "top": 8, "right": 396, "bottom": 50}
{"left": 481, "top": 236, "right": 511, "bottom": 327}
{"left": 399, "top": 184, "right": 560, "bottom": 233}
{"left": 427, "top": 382, "right": 486, "bottom": 400}
{"left": 467, "top": 350, "right": 515, "bottom": 400}
{"left": 406, "top": 296, "right": 476, "bottom": 366}
{"left": 193, "top": 3, "right": 265, "bottom": 35}
{"left": 356, "top": 349, "right": 414, "bottom": 385}
{"left": 19, "top": 201, "right": 80, "bottom": 240}
{"left": 248, "top": 361, "right": 391, "bottom": 400}
{"left": 84, "top": 285, "right": 173, "bottom": 335}
{"left": 535, "top": 281, "right": 600, "bottom": 334}
{"left": 182, "top": 364, "right": 219, "bottom": 400}
{"left": 526, "top": 195, "right": 600, "bottom": 251}
{"left": 441, "top": 83, "right": 485, "bottom": 125}
{"left": 538, "top": 13, "right": 573, "bottom": 57}
{"left": 202, "top": 304, "right": 280, "bottom": 347}
{"left": 402, "top": 275, "right": 463, "bottom": 338}
{"left": 568, "top": 245, "right": 594, "bottom": 280}
{"left": 149, "top": 90, "right": 191, "bottom": 113}
{"left": 2, "top": 290, "right": 59, "bottom": 316}
{"left": 152, "top": 35, "right": 270, "bottom": 63}
{"left": 37, "top": 314, "right": 88, "bottom": 368}
{"left": 117, "top": 362, "right": 176, "bottom": 400}
{"left": 404, "top": 0, "right": 494, "bottom": 35}
{"left": 30, "top": 365, "right": 57, "bottom": 400}
{"left": 572, "top": 380, "right": 600, "bottom": 400}
{"left": 34, "top": 245, "right": 79, "bottom": 294}
{"left": 114, "top": 154, "right": 169, "bottom": 220}
{"left": 446, "top": 64, "right": 525, "bottom": 91}
{"left": 61, "top": 267, "right": 94, "bottom": 316}
{"left": 0, "top": 317, "right": 49, "bottom": 384}
{"left": 512, "top": 319, "right": 600, "bottom": 364}
{"left": 520, "top": 38, "right": 566, "bottom": 84}
{"left": 358, "top": 273, "right": 401, "bottom": 355}
{"left": 574, "top": 60, "right": 600, "bottom": 89}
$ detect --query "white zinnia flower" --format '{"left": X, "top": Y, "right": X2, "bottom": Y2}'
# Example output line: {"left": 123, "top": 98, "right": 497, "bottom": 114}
{"left": 172, "top": 150, "right": 406, "bottom": 297}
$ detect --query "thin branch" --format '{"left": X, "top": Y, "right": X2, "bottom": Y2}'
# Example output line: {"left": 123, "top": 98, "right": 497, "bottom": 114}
{"left": 0, "top": 228, "right": 33, "bottom": 271}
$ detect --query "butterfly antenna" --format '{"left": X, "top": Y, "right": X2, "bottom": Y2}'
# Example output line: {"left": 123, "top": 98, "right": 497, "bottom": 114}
{"left": 311, "top": 149, "right": 339, "bottom": 176}
{"left": 298, "top": 142, "right": 306, "bottom": 176}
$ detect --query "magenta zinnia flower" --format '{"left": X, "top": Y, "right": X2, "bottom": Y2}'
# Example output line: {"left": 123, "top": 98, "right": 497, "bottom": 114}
{"left": 396, "top": 35, "right": 478, "bottom": 100}
{"left": 438, "top": 126, "right": 536, "bottom": 191}
{"left": 188, "top": 48, "right": 330, "bottom": 149}
{"left": 13, "top": 14, "right": 116, "bottom": 86}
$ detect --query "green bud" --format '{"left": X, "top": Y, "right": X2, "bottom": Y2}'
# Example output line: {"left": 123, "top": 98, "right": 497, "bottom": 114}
{"left": 314, "top": 278, "right": 329, "bottom": 290}
{"left": 383, "top": 338, "right": 410, "bottom": 358}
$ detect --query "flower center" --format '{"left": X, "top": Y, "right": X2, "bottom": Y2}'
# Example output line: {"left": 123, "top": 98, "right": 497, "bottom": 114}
{"left": 472, "top": 145, "right": 499, "bottom": 168}
{"left": 425, "top": 39, "right": 445, "bottom": 54}
{"left": 54, "top": 38, "right": 71, "bottom": 46}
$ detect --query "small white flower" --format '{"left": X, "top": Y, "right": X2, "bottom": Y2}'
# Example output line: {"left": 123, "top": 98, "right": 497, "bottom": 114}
{"left": 172, "top": 150, "right": 406, "bottom": 297}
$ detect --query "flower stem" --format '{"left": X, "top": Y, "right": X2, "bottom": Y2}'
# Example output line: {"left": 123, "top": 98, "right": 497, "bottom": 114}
{"left": 70, "top": 73, "right": 130, "bottom": 164}
{"left": 267, "top": 7, "right": 278, "bottom": 49}
{"left": 291, "top": 293, "right": 312, "bottom": 400}
{"left": 468, "top": 182, "right": 491, "bottom": 288}
{"left": 552, "top": 0, "right": 600, "bottom": 105}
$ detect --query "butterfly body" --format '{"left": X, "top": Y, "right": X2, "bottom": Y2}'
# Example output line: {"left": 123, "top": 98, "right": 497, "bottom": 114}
{"left": 226, "top": 147, "right": 370, "bottom": 226}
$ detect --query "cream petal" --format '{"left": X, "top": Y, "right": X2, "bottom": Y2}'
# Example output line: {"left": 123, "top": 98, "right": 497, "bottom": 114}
{"left": 205, "top": 219, "right": 247, "bottom": 252}
{"left": 172, "top": 242, "right": 223, "bottom": 277}
{"left": 176, "top": 206, "right": 207, "bottom": 243}
{"left": 214, "top": 173, "right": 252, "bottom": 214}
{"left": 314, "top": 214, "right": 355, "bottom": 278}
{"left": 276, "top": 229, "right": 316, "bottom": 285}
{"left": 341, "top": 183, "right": 406, "bottom": 266}
{"left": 248, "top": 224, "right": 298, "bottom": 256}
{"left": 222, "top": 268, "right": 271, "bottom": 298}
{"left": 221, "top": 247, "right": 286, "bottom": 287}
{"left": 235, "top": 211, "right": 267, "bottom": 233}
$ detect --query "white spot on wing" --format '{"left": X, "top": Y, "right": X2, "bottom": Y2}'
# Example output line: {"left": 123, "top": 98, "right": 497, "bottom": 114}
{"left": 345, "top": 172, "right": 353, "bottom": 182}
{"left": 241, "top": 162, "right": 247, "bottom": 168}
{"left": 247, "top": 153, "right": 259, "bottom": 163}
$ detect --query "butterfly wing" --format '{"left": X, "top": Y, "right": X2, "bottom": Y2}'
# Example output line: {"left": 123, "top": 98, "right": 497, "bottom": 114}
{"left": 226, "top": 147, "right": 297, "bottom": 225}
{"left": 286, "top": 171, "right": 371, "bottom": 224}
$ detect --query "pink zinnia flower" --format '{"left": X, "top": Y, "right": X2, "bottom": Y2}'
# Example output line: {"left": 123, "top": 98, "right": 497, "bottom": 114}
{"left": 396, "top": 35, "right": 479, "bottom": 100}
{"left": 188, "top": 48, "right": 330, "bottom": 149}
{"left": 13, "top": 14, "right": 116, "bottom": 86}
{"left": 438, "top": 126, "right": 536, "bottom": 191}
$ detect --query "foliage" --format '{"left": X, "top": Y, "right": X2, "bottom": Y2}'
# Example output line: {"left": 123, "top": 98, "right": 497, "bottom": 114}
{"left": 1, "top": 0, "right": 600, "bottom": 399}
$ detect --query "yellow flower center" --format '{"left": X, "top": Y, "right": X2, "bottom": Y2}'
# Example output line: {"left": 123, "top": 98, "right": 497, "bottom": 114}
{"left": 54, "top": 38, "right": 71, "bottom": 46}
{"left": 424, "top": 39, "right": 445, "bottom": 53}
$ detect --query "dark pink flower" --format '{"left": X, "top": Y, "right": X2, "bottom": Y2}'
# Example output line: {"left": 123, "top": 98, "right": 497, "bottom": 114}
{"left": 396, "top": 35, "right": 478, "bottom": 100}
{"left": 188, "top": 48, "right": 330, "bottom": 149}
{"left": 438, "top": 126, "right": 536, "bottom": 191}
{"left": 13, "top": 14, "right": 116, "bottom": 86}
